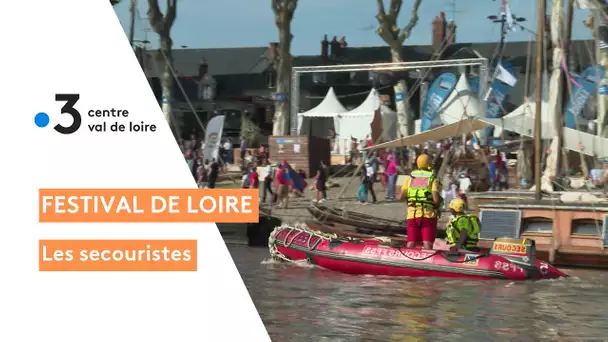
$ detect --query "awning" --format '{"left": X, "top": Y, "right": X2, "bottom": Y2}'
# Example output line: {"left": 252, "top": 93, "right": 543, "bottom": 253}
{"left": 364, "top": 118, "right": 491, "bottom": 150}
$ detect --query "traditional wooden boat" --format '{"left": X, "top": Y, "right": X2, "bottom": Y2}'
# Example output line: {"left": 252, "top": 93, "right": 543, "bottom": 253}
{"left": 471, "top": 196, "right": 608, "bottom": 269}
{"left": 269, "top": 224, "right": 567, "bottom": 280}
{"left": 305, "top": 218, "right": 449, "bottom": 241}
{"left": 307, "top": 204, "right": 404, "bottom": 233}
{"left": 304, "top": 220, "right": 408, "bottom": 242}
{"left": 307, "top": 204, "right": 448, "bottom": 238}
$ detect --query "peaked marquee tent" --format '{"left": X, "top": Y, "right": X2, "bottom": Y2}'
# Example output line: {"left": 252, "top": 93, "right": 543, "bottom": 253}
{"left": 339, "top": 88, "right": 397, "bottom": 143}
{"left": 297, "top": 87, "right": 347, "bottom": 137}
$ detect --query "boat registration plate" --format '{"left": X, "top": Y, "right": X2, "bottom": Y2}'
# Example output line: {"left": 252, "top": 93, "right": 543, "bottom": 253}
{"left": 492, "top": 242, "right": 527, "bottom": 255}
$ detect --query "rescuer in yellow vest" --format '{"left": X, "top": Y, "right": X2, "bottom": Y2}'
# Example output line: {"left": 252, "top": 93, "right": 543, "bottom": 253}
{"left": 445, "top": 197, "right": 481, "bottom": 251}
{"left": 398, "top": 154, "right": 440, "bottom": 249}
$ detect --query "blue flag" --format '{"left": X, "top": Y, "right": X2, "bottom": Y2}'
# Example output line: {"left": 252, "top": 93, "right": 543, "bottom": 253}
{"left": 564, "top": 65, "right": 605, "bottom": 129}
{"left": 420, "top": 72, "right": 457, "bottom": 132}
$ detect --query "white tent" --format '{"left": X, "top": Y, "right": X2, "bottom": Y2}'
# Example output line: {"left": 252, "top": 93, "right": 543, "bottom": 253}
{"left": 490, "top": 85, "right": 608, "bottom": 158}
{"left": 493, "top": 71, "right": 551, "bottom": 138}
{"left": 297, "top": 87, "right": 347, "bottom": 138}
{"left": 413, "top": 74, "right": 479, "bottom": 134}
{"left": 436, "top": 74, "right": 482, "bottom": 124}
{"left": 339, "top": 88, "right": 397, "bottom": 142}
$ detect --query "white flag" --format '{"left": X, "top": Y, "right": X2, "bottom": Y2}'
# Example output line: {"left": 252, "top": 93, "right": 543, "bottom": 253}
{"left": 203, "top": 115, "right": 225, "bottom": 162}
{"left": 495, "top": 64, "right": 518, "bottom": 86}
{"left": 503, "top": 0, "right": 517, "bottom": 32}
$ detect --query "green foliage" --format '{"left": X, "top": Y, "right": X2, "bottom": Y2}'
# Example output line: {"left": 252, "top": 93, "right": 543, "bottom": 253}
{"left": 240, "top": 117, "right": 262, "bottom": 147}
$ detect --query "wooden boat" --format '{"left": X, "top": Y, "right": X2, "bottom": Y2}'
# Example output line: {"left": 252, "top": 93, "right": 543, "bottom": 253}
{"left": 307, "top": 204, "right": 405, "bottom": 234}
{"left": 307, "top": 206, "right": 447, "bottom": 239}
{"left": 304, "top": 220, "right": 409, "bottom": 243}
{"left": 473, "top": 197, "right": 608, "bottom": 269}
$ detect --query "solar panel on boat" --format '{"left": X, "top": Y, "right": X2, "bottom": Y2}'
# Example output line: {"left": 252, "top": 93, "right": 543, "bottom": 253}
{"left": 479, "top": 209, "right": 522, "bottom": 240}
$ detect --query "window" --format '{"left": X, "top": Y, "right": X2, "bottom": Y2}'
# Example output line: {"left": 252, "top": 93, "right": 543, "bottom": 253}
{"left": 266, "top": 69, "right": 276, "bottom": 88}
{"left": 201, "top": 86, "right": 214, "bottom": 100}
{"left": 521, "top": 217, "right": 553, "bottom": 233}
{"left": 312, "top": 72, "right": 326, "bottom": 84}
{"left": 220, "top": 109, "right": 242, "bottom": 131}
{"left": 571, "top": 219, "right": 602, "bottom": 236}
{"left": 198, "top": 74, "right": 216, "bottom": 100}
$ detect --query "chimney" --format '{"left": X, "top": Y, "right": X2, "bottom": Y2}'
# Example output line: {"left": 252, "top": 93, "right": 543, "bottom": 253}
{"left": 269, "top": 42, "right": 279, "bottom": 60}
{"left": 198, "top": 57, "right": 208, "bottom": 79}
{"left": 329, "top": 36, "right": 339, "bottom": 59}
{"left": 432, "top": 12, "right": 447, "bottom": 51}
{"left": 446, "top": 21, "right": 456, "bottom": 45}
{"left": 321, "top": 35, "right": 329, "bottom": 59}
{"left": 338, "top": 36, "right": 347, "bottom": 57}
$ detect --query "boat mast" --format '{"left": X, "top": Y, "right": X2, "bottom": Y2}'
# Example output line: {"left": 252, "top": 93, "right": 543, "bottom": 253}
{"left": 534, "top": 0, "right": 546, "bottom": 201}
{"left": 559, "top": 0, "right": 575, "bottom": 176}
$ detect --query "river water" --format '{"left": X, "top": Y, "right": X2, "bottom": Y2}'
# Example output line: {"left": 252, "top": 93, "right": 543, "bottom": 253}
{"left": 228, "top": 245, "right": 608, "bottom": 341}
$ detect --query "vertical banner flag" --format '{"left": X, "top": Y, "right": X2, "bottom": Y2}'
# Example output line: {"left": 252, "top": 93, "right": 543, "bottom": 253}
{"left": 1, "top": 1, "right": 269, "bottom": 341}
{"left": 564, "top": 65, "right": 605, "bottom": 128}
{"left": 202, "top": 115, "right": 225, "bottom": 162}
{"left": 485, "top": 61, "right": 518, "bottom": 141}
{"left": 469, "top": 76, "right": 480, "bottom": 95}
{"left": 420, "top": 73, "right": 457, "bottom": 132}
{"left": 469, "top": 61, "right": 517, "bottom": 143}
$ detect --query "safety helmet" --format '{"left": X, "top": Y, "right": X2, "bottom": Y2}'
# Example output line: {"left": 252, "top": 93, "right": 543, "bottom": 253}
{"left": 416, "top": 154, "right": 431, "bottom": 169}
{"left": 448, "top": 198, "right": 466, "bottom": 213}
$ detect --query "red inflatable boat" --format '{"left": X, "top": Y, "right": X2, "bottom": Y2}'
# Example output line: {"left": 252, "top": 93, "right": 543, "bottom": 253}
{"left": 269, "top": 224, "right": 568, "bottom": 281}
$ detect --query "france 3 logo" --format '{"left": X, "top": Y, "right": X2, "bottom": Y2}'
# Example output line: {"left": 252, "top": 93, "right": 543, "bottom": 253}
{"left": 34, "top": 94, "right": 81, "bottom": 135}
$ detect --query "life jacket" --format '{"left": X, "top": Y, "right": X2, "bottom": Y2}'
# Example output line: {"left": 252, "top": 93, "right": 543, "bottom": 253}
{"left": 406, "top": 169, "right": 436, "bottom": 208}
{"left": 446, "top": 214, "right": 481, "bottom": 249}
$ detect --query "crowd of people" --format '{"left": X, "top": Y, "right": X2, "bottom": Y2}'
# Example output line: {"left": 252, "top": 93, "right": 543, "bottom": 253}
{"left": 351, "top": 137, "right": 511, "bottom": 207}
{"left": 178, "top": 132, "right": 222, "bottom": 189}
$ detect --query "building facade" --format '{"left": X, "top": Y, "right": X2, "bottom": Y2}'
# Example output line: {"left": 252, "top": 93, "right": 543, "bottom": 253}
{"left": 138, "top": 11, "right": 594, "bottom": 141}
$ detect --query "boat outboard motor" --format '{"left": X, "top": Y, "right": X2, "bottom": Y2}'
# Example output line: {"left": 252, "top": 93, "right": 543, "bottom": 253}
{"left": 489, "top": 237, "right": 537, "bottom": 271}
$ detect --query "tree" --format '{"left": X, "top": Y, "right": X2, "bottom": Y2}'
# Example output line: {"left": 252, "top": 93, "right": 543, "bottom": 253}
{"left": 148, "top": 0, "right": 177, "bottom": 132}
{"left": 271, "top": 0, "right": 297, "bottom": 136}
{"left": 241, "top": 116, "right": 263, "bottom": 147}
{"left": 375, "top": 0, "right": 422, "bottom": 137}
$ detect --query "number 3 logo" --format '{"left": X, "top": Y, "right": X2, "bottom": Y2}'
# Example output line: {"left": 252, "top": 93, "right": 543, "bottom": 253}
{"left": 54, "top": 94, "right": 82, "bottom": 134}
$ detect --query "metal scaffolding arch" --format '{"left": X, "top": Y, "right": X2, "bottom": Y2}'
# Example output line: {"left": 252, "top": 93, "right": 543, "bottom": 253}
{"left": 289, "top": 58, "right": 490, "bottom": 135}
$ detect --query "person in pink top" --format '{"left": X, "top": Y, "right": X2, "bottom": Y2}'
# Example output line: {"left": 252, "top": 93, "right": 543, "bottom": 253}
{"left": 385, "top": 154, "right": 399, "bottom": 200}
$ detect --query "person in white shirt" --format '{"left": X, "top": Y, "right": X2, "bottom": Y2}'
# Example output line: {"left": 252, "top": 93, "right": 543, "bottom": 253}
{"left": 262, "top": 161, "right": 275, "bottom": 203}
{"left": 244, "top": 151, "right": 254, "bottom": 165}
{"left": 223, "top": 139, "right": 233, "bottom": 164}
{"left": 458, "top": 172, "right": 472, "bottom": 194}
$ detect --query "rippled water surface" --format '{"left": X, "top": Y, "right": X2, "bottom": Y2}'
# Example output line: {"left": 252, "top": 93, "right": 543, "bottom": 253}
{"left": 229, "top": 245, "right": 608, "bottom": 341}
